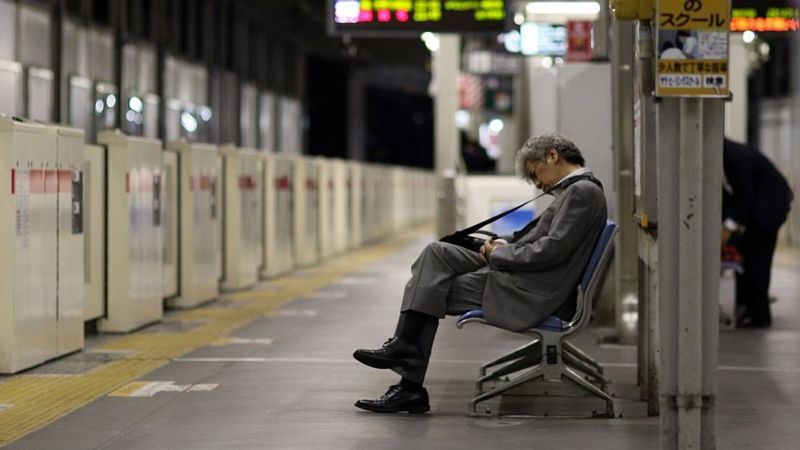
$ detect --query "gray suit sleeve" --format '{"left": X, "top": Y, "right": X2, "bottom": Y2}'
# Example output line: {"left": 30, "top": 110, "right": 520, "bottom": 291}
{"left": 488, "top": 188, "right": 600, "bottom": 272}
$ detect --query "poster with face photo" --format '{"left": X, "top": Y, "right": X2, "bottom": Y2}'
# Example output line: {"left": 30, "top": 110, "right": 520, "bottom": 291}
{"left": 656, "top": 0, "right": 730, "bottom": 97}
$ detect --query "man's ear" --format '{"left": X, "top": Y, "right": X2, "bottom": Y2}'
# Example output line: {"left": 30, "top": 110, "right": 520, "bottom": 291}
{"left": 548, "top": 148, "right": 559, "bottom": 163}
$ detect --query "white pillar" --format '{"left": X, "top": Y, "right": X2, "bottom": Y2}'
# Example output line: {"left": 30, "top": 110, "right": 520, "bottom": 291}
{"left": 634, "top": 19, "right": 660, "bottom": 416}
{"left": 657, "top": 97, "right": 680, "bottom": 449}
{"left": 611, "top": 18, "right": 638, "bottom": 346}
{"left": 657, "top": 97, "right": 721, "bottom": 449}
{"left": 725, "top": 34, "right": 748, "bottom": 142}
{"left": 433, "top": 34, "right": 460, "bottom": 236}
{"left": 676, "top": 98, "right": 704, "bottom": 450}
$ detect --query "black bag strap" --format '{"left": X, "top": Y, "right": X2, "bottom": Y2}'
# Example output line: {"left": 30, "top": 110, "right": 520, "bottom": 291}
{"left": 450, "top": 174, "right": 603, "bottom": 238}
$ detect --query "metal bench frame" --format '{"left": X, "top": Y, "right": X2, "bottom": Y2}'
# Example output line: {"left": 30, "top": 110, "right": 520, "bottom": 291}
{"left": 456, "top": 221, "right": 619, "bottom": 417}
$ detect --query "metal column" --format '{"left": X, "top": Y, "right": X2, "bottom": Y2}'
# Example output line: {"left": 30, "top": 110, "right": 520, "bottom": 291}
{"left": 634, "top": 19, "right": 660, "bottom": 416}
{"left": 610, "top": 18, "right": 638, "bottom": 345}
{"left": 433, "top": 34, "right": 460, "bottom": 237}
{"left": 657, "top": 97, "right": 722, "bottom": 449}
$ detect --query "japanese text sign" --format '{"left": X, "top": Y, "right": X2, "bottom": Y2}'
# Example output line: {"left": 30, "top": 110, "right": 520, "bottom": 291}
{"left": 656, "top": 0, "right": 730, "bottom": 97}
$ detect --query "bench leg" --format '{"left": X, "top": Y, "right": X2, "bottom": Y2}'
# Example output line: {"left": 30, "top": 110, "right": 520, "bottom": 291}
{"left": 469, "top": 364, "right": 545, "bottom": 414}
{"left": 476, "top": 354, "right": 540, "bottom": 394}
{"left": 563, "top": 351, "right": 608, "bottom": 390}
{"left": 563, "top": 341, "right": 604, "bottom": 375}
{"left": 479, "top": 339, "right": 541, "bottom": 377}
{"left": 561, "top": 366, "right": 615, "bottom": 417}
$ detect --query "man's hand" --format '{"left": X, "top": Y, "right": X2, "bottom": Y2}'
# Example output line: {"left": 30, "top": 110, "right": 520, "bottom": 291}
{"left": 479, "top": 239, "right": 505, "bottom": 263}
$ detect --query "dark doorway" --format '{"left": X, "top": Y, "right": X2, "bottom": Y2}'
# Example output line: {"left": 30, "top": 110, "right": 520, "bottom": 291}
{"left": 364, "top": 88, "right": 433, "bottom": 169}
{"left": 306, "top": 55, "right": 349, "bottom": 158}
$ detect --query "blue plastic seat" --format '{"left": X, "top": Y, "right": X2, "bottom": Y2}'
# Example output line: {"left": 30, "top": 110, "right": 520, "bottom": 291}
{"left": 456, "top": 220, "right": 619, "bottom": 417}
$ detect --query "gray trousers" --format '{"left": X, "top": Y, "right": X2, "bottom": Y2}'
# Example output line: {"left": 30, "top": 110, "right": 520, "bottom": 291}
{"left": 393, "top": 241, "right": 489, "bottom": 384}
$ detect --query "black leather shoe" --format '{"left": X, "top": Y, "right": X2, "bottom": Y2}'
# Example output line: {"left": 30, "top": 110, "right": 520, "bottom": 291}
{"left": 355, "top": 384, "right": 430, "bottom": 414}
{"left": 353, "top": 337, "right": 425, "bottom": 369}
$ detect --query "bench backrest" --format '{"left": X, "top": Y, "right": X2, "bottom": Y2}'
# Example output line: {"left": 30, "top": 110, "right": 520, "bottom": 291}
{"left": 565, "top": 221, "right": 618, "bottom": 331}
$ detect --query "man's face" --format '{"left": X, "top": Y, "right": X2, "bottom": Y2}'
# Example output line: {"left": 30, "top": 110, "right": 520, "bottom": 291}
{"left": 525, "top": 149, "right": 559, "bottom": 191}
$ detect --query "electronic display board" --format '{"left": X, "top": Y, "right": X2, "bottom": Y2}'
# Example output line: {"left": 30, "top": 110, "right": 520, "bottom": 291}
{"left": 520, "top": 23, "right": 567, "bottom": 56}
{"left": 328, "top": 0, "right": 509, "bottom": 35}
{"left": 730, "top": 6, "right": 799, "bottom": 31}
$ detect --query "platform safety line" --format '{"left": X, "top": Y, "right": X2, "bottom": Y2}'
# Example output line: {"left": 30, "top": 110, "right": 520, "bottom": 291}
{"left": 0, "top": 225, "right": 431, "bottom": 448}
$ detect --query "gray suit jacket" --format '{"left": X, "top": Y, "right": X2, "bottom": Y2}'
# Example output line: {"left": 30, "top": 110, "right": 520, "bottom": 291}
{"left": 482, "top": 171, "right": 607, "bottom": 331}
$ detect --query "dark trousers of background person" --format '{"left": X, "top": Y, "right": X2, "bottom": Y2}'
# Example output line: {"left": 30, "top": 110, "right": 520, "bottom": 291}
{"left": 735, "top": 223, "right": 779, "bottom": 325}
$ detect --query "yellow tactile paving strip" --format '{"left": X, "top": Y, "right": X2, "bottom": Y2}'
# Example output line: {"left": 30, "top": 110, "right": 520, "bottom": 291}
{"left": 0, "top": 226, "right": 428, "bottom": 447}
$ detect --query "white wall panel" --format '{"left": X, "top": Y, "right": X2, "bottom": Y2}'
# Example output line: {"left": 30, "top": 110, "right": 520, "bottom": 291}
{"left": 0, "top": 60, "right": 23, "bottom": 117}
{"left": 139, "top": 46, "right": 157, "bottom": 94}
{"left": 0, "top": 118, "right": 58, "bottom": 374}
{"left": 530, "top": 63, "right": 616, "bottom": 220}
{"left": 162, "top": 151, "right": 179, "bottom": 299}
{"left": 61, "top": 20, "right": 90, "bottom": 123}
{"left": 262, "top": 154, "right": 295, "bottom": 277}
{"left": 259, "top": 91, "right": 276, "bottom": 151}
{"left": 348, "top": 163, "right": 363, "bottom": 248}
{"left": 167, "top": 141, "right": 221, "bottom": 309}
{"left": 54, "top": 126, "right": 84, "bottom": 355}
{"left": 331, "top": 159, "right": 348, "bottom": 254}
{"left": 279, "top": 96, "right": 302, "bottom": 154}
{"left": 221, "top": 146, "right": 262, "bottom": 290}
{"left": 318, "top": 159, "right": 333, "bottom": 259}
{"left": 83, "top": 144, "right": 105, "bottom": 320}
{"left": 0, "top": 0, "right": 17, "bottom": 61}
{"left": 293, "top": 157, "right": 319, "bottom": 266}
{"left": 26, "top": 67, "right": 54, "bottom": 122}
{"left": 121, "top": 44, "right": 137, "bottom": 93}
{"left": 240, "top": 84, "right": 258, "bottom": 149}
{"left": 98, "top": 131, "right": 164, "bottom": 332}
{"left": 67, "top": 75, "right": 92, "bottom": 141}
{"left": 19, "top": 5, "right": 50, "bottom": 68}
{"left": 89, "top": 29, "right": 113, "bottom": 82}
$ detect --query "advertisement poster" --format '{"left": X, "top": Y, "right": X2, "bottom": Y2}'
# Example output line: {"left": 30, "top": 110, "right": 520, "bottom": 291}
{"left": 656, "top": 0, "right": 730, "bottom": 97}
{"left": 566, "top": 20, "right": 593, "bottom": 62}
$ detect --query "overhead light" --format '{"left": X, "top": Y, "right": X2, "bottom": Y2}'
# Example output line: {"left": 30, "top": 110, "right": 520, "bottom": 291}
{"left": 181, "top": 111, "right": 198, "bottom": 133}
{"left": 526, "top": 2, "right": 601, "bottom": 15}
{"left": 742, "top": 30, "right": 755, "bottom": 43}
{"left": 421, "top": 32, "right": 440, "bottom": 52}
{"left": 128, "top": 96, "right": 144, "bottom": 113}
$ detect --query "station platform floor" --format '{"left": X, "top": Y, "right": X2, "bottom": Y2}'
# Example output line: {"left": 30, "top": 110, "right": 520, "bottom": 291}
{"left": 2, "top": 226, "right": 799, "bottom": 449}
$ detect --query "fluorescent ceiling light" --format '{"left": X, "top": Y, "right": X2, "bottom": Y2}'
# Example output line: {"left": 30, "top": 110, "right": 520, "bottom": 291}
{"left": 526, "top": 2, "right": 601, "bottom": 15}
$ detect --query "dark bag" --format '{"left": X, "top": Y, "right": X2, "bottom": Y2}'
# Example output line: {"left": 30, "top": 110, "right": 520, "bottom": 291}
{"left": 439, "top": 230, "right": 499, "bottom": 252}
{"left": 439, "top": 174, "right": 603, "bottom": 252}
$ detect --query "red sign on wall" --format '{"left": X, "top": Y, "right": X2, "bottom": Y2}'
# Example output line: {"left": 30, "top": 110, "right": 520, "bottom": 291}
{"left": 566, "top": 20, "right": 593, "bottom": 62}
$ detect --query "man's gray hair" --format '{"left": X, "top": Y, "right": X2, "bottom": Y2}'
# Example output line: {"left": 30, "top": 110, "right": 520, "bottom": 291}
{"left": 515, "top": 133, "right": 585, "bottom": 183}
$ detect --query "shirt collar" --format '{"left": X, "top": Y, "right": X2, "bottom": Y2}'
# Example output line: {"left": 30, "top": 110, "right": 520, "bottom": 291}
{"left": 548, "top": 167, "right": 591, "bottom": 195}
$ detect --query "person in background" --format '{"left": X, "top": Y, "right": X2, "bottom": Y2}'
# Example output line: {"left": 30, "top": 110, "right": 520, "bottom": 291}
{"left": 460, "top": 130, "right": 496, "bottom": 174}
{"left": 722, "top": 138, "right": 794, "bottom": 328}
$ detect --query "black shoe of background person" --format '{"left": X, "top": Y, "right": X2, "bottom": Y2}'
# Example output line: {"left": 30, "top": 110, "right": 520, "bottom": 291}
{"left": 355, "top": 384, "right": 430, "bottom": 414}
{"left": 736, "top": 315, "right": 772, "bottom": 329}
{"left": 353, "top": 337, "right": 425, "bottom": 369}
